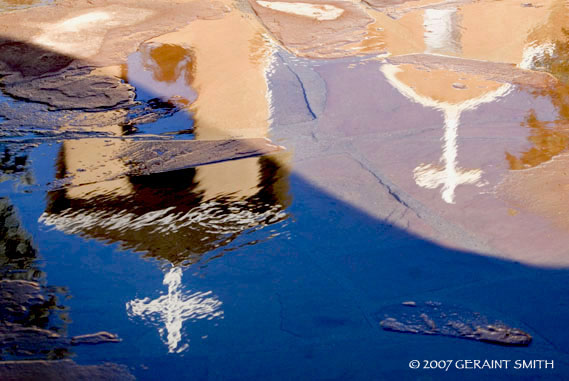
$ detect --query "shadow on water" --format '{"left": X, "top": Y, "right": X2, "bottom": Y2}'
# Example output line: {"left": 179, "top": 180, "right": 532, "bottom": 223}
{"left": 1, "top": 36, "right": 569, "bottom": 380}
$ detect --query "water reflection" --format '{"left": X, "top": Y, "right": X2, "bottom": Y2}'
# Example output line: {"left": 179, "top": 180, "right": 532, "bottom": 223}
{"left": 380, "top": 3, "right": 515, "bottom": 203}
{"left": 378, "top": 0, "right": 569, "bottom": 203}
{"left": 126, "top": 43, "right": 196, "bottom": 107}
{"left": 0, "top": 197, "right": 70, "bottom": 359}
{"left": 507, "top": 29, "right": 569, "bottom": 169}
{"left": 126, "top": 267, "right": 223, "bottom": 353}
{"left": 40, "top": 153, "right": 290, "bottom": 265}
{"left": 423, "top": 7, "right": 461, "bottom": 55}
{"left": 383, "top": 63, "right": 511, "bottom": 203}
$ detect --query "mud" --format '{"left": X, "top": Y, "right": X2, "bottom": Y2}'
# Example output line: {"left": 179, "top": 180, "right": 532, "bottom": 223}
{"left": 378, "top": 302, "right": 532, "bottom": 346}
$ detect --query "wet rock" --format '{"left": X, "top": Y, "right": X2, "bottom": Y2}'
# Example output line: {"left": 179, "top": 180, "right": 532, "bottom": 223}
{"left": 0, "top": 0, "right": 229, "bottom": 66}
{"left": 0, "top": 280, "right": 44, "bottom": 323}
{"left": 0, "top": 265, "right": 121, "bottom": 357}
{"left": 0, "top": 199, "right": 37, "bottom": 275}
{"left": 119, "top": 139, "right": 285, "bottom": 176}
{"left": 0, "top": 359, "right": 135, "bottom": 381}
{"left": 363, "top": 0, "right": 419, "bottom": 9}
{"left": 266, "top": 53, "right": 320, "bottom": 125}
{"left": 0, "top": 38, "right": 73, "bottom": 78}
{"left": 388, "top": 54, "right": 557, "bottom": 88}
{"left": 378, "top": 301, "right": 532, "bottom": 346}
{"left": 402, "top": 301, "right": 416, "bottom": 307}
{"left": 0, "top": 321, "right": 67, "bottom": 357}
{"left": 70, "top": 332, "right": 121, "bottom": 345}
{"left": 249, "top": 0, "right": 375, "bottom": 58}
{"left": 2, "top": 64, "right": 135, "bottom": 111}
{"left": 473, "top": 325, "right": 532, "bottom": 346}
{"left": 452, "top": 82, "right": 467, "bottom": 89}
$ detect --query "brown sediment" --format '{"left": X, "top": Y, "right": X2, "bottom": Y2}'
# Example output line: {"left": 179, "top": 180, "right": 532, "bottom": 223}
{"left": 387, "top": 54, "right": 557, "bottom": 88}
{"left": 0, "top": 0, "right": 230, "bottom": 66}
{"left": 248, "top": 0, "right": 376, "bottom": 58}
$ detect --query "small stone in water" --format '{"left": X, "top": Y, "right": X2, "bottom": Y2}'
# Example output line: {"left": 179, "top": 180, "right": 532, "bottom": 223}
{"left": 377, "top": 301, "right": 532, "bottom": 346}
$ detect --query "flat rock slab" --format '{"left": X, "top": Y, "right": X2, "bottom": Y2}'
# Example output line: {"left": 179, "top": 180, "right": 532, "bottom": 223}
{"left": 2, "top": 66, "right": 135, "bottom": 111}
{"left": 377, "top": 301, "right": 532, "bottom": 346}
{"left": 120, "top": 139, "right": 285, "bottom": 176}
{"left": 249, "top": 0, "right": 374, "bottom": 58}
{"left": 387, "top": 54, "right": 557, "bottom": 88}
{"left": 363, "top": 0, "right": 419, "bottom": 8}
{"left": 0, "top": 359, "right": 135, "bottom": 381}
{"left": 0, "top": 280, "right": 44, "bottom": 323}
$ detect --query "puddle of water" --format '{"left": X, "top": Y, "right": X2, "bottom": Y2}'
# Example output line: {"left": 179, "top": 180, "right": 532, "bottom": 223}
{"left": 3, "top": 0, "right": 569, "bottom": 379}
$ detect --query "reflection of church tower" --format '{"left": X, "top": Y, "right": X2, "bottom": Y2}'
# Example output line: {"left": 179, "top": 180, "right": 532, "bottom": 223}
{"left": 382, "top": 5, "right": 514, "bottom": 203}
{"left": 41, "top": 32, "right": 289, "bottom": 262}
{"left": 423, "top": 7, "right": 461, "bottom": 55}
{"left": 382, "top": 63, "right": 511, "bottom": 203}
{"left": 126, "top": 267, "right": 223, "bottom": 353}
{"left": 39, "top": 14, "right": 288, "bottom": 353}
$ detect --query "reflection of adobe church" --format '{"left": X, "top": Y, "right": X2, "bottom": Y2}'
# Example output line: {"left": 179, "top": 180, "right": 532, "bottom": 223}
{"left": 381, "top": 0, "right": 560, "bottom": 203}
{"left": 39, "top": 22, "right": 289, "bottom": 354}
{"left": 40, "top": 33, "right": 290, "bottom": 265}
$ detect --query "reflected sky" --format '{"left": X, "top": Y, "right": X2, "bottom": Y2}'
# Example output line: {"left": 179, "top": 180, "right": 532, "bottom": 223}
{"left": 2, "top": 0, "right": 569, "bottom": 377}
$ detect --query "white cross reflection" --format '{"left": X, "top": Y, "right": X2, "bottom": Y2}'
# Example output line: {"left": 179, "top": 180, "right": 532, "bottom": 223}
{"left": 126, "top": 267, "right": 223, "bottom": 353}
{"left": 381, "top": 64, "right": 512, "bottom": 203}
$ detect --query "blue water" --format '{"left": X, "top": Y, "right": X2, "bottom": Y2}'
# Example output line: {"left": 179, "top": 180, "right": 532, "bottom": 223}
{"left": 2, "top": 42, "right": 569, "bottom": 380}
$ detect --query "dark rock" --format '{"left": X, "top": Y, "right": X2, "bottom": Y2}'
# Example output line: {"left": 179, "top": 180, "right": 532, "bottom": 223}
{"left": 0, "top": 359, "right": 135, "bottom": 381}
{"left": 0, "top": 280, "right": 44, "bottom": 323}
{"left": 2, "top": 65, "right": 135, "bottom": 111}
{"left": 0, "top": 199, "right": 37, "bottom": 276}
{"left": 378, "top": 301, "right": 532, "bottom": 346}
{"left": 119, "top": 139, "right": 285, "bottom": 176}
{"left": 70, "top": 332, "right": 121, "bottom": 345}
{"left": 0, "top": 38, "right": 73, "bottom": 78}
